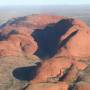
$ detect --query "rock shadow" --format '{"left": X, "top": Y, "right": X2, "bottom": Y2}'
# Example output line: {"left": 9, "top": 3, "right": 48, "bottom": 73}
{"left": 13, "top": 63, "right": 41, "bottom": 81}
{"left": 32, "top": 19, "right": 74, "bottom": 59}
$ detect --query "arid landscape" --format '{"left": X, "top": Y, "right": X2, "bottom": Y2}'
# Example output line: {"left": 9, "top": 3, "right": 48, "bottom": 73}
{"left": 0, "top": 5, "right": 90, "bottom": 90}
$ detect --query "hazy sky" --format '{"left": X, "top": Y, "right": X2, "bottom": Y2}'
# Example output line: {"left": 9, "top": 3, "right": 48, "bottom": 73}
{"left": 0, "top": 0, "right": 90, "bottom": 6}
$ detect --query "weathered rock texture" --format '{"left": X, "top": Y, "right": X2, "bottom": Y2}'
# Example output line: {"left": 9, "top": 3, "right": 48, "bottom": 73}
{"left": 26, "top": 82, "right": 69, "bottom": 90}
{"left": 0, "top": 14, "right": 90, "bottom": 90}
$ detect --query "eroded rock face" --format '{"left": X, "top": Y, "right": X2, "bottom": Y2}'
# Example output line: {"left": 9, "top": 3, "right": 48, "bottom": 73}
{"left": 30, "top": 57, "right": 87, "bottom": 84}
{"left": 63, "top": 65, "right": 79, "bottom": 84}
{"left": 26, "top": 82, "right": 69, "bottom": 90}
{"left": 8, "top": 34, "right": 38, "bottom": 56}
{"left": 0, "top": 34, "right": 38, "bottom": 57}
{"left": 58, "top": 19, "right": 90, "bottom": 60}
{"left": 0, "top": 14, "right": 90, "bottom": 90}
{"left": 0, "top": 15, "right": 64, "bottom": 57}
{"left": 30, "top": 58, "right": 72, "bottom": 84}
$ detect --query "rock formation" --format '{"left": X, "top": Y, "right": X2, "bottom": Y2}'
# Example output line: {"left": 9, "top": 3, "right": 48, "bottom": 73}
{"left": 0, "top": 14, "right": 90, "bottom": 90}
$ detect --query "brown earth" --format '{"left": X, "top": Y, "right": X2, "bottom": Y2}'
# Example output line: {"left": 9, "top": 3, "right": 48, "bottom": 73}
{"left": 26, "top": 82, "right": 69, "bottom": 90}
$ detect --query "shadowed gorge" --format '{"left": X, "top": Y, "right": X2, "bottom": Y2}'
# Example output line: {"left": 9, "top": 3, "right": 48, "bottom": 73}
{"left": 32, "top": 19, "right": 74, "bottom": 59}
